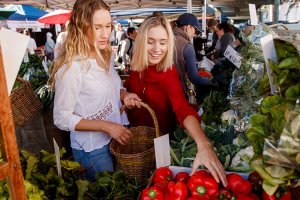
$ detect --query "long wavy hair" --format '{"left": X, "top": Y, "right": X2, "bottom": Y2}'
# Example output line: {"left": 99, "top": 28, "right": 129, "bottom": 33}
{"left": 49, "top": 0, "right": 111, "bottom": 88}
{"left": 131, "top": 15, "right": 174, "bottom": 72}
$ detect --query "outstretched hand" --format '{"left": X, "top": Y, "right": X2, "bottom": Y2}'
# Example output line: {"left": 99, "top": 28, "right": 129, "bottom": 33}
{"left": 190, "top": 143, "right": 228, "bottom": 187}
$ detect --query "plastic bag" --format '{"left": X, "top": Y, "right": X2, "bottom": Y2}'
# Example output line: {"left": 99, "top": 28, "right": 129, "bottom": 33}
{"left": 263, "top": 100, "right": 300, "bottom": 169}
{"left": 198, "top": 56, "right": 215, "bottom": 72}
{"left": 229, "top": 61, "right": 264, "bottom": 99}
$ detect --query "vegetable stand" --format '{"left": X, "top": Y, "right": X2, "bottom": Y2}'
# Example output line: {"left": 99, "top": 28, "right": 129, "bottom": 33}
{"left": 0, "top": 43, "right": 26, "bottom": 199}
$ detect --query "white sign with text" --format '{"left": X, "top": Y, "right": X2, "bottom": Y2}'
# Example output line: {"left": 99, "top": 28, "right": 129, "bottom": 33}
{"left": 224, "top": 45, "right": 242, "bottom": 68}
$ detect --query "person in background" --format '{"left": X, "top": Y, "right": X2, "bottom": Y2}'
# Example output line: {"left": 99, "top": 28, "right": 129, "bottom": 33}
{"left": 45, "top": 32, "right": 55, "bottom": 61}
{"left": 23, "top": 29, "right": 37, "bottom": 63}
{"left": 115, "top": 23, "right": 127, "bottom": 45}
{"left": 24, "top": 29, "right": 37, "bottom": 55}
{"left": 54, "top": 21, "right": 69, "bottom": 60}
{"left": 214, "top": 22, "right": 235, "bottom": 60}
{"left": 119, "top": 27, "right": 137, "bottom": 72}
{"left": 210, "top": 22, "right": 237, "bottom": 92}
{"left": 173, "top": 13, "right": 215, "bottom": 104}
{"left": 124, "top": 14, "right": 227, "bottom": 187}
{"left": 50, "top": 0, "right": 141, "bottom": 181}
{"left": 206, "top": 19, "right": 241, "bottom": 57}
{"left": 206, "top": 18, "right": 219, "bottom": 56}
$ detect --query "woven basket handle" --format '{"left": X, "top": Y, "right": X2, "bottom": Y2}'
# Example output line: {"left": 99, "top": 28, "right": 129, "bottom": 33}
{"left": 16, "top": 77, "right": 31, "bottom": 88}
{"left": 121, "top": 102, "right": 160, "bottom": 138}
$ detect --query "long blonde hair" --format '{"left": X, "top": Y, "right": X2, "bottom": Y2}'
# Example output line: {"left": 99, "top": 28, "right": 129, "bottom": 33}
{"left": 131, "top": 15, "right": 174, "bottom": 72}
{"left": 49, "top": 0, "right": 111, "bottom": 88}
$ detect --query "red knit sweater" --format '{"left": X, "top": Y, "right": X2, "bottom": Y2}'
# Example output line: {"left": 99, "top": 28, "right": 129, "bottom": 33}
{"left": 124, "top": 65, "right": 199, "bottom": 134}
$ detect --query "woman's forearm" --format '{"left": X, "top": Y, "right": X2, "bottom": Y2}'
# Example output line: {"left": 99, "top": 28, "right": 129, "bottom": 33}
{"left": 75, "top": 118, "right": 112, "bottom": 133}
{"left": 183, "top": 115, "right": 211, "bottom": 149}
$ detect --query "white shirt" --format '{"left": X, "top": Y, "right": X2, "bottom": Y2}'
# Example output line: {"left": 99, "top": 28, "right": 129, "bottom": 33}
{"left": 27, "top": 38, "right": 37, "bottom": 55}
{"left": 53, "top": 57, "right": 123, "bottom": 152}
{"left": 54, "top": 32, "right": 67, "bottom": 60}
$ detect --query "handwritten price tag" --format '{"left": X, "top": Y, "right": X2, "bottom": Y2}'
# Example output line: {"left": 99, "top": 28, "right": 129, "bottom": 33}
{"left": 224, "top": 45, "right": 242, "bottom": 68}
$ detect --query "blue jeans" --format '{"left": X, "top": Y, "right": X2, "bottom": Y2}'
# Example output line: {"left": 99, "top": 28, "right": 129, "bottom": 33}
{"left": 72, "top": 144, "right": 113, "bottom": 181}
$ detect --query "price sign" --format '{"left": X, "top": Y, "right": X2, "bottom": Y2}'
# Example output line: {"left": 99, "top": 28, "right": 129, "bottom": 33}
{"left": 224, "top": 45, "right": 242, "bottom": 68}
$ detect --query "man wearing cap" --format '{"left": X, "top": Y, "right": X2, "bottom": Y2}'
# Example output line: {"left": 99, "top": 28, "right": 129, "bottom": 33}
{"left": 173, "top": 13, "right": 215, "bottom": 104}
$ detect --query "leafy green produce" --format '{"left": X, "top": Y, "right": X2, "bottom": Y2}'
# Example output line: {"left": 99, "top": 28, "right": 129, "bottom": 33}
{"left": 260, "top": 96, "right": 284, "bottom": 114}
{"left": 285, "top": 83, "right": 300, "bottom": 100}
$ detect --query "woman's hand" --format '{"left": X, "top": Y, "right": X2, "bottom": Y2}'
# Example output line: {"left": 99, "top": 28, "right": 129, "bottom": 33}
{"left": 106, "top": 121, "right": 132, "bottom": 145}
{"left": 191, "top": 143, "right": 228, "bottom": 187}
{"left": 123, "top": 92, "right": 142, "bottom": 109}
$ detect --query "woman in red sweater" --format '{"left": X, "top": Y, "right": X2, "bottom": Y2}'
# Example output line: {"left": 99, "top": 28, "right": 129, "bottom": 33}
{"left": 124, "top": 14, "right": 227, "bottom": 187}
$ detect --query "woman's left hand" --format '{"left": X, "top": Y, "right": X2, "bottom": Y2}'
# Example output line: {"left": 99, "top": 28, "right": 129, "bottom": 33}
{"left": 191, "top": 143, "right": 228, "bottom": 187}
{"left": 123, "top": 92, "right": 142, "bottom": 109}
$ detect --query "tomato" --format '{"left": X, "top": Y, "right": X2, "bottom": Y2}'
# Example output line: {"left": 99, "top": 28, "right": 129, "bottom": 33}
{"left": 153, "top": 167, "right": 173, "bottom": 184}
{"left": 212, "top": 188, "right": 236, "bottom": 200}
{"left": 226, "top": 173, "right": 252, "bottom": 195}
{"left": 236, "top": 193, "right": 259, "bottom": 200}
{"left": 141, "top": 186, "right": 164, "bottom": 200}
{"left": 175, "top": 172, "right": 190, "bottom": 184}
{"left": 187, "top": 170, "right": 219, "bottom": 199}
{"left": 248, "top": 171, "right": 263, "bottom": 194}
{"left": 165, "top": 181, "right": 188, "bottom": 200}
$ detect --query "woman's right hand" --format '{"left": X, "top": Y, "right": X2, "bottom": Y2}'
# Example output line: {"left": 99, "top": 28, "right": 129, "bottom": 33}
{"left": 106, "top": 122, "right": 132, "bottom": 145}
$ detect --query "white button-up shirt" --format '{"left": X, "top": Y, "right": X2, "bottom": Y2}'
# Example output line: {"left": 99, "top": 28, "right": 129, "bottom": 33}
{"left": 53, "top": 57, "right": 122, "bottom": 152}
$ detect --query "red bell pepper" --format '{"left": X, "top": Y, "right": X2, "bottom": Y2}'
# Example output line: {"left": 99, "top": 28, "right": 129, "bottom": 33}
{"left": 165, "top": 181, "right": 188, "bottom": 200}
{"left": 187, "top": 170, "right": 219, "bottom": 199}
{"left": 262, "top": 190, "right": 291, "bottom": 200}
{"left": 226, "top": 173, "right": 252, "bottom": 195}
{"left": 175, "top": 172, "right": 190, "bottom": 184}
{"left": 154, "top": 180, "right": 169, "bottom": 193}
{"left": 141, "top": 186, "right": 164, "bottom": 200}
{"left": 153, "top": 167, "right": 173, "bottom": 184}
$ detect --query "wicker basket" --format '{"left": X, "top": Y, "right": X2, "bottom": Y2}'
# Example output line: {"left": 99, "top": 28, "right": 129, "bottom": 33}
{"left": 10, "top": 77, "right": 42, "bottom": 127}
{"left": 110, "top": 102, "right": 160, "bottom": 183}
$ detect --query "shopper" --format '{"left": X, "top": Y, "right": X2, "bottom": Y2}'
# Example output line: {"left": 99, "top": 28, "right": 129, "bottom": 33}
{"left": 124, "top": 14, "right": 227, "bottom": 187}
{"left": 115, "top": 23, "right": 127, "bottom": 45}
{"left": 23, "top": 29, "right": 37, "bottom": 63}
{"left": 50, "top": 0, "right": 141, "bottom": 181}
{"left": 117, "top": 27, "right": 137, "bottom": 72}
{"left": 45, "top": 32, "right": 55, "bottom": 61}
{"left": 173, "top": 13, "right": 215, "bottom": 104}
{"left": 54, "top": 21, "right": 69, "bottom": 60}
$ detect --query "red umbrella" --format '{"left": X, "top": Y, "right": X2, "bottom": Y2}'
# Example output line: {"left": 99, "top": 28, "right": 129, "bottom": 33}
{"left": 38, "top": 9, "right": 71, "bottom": 24}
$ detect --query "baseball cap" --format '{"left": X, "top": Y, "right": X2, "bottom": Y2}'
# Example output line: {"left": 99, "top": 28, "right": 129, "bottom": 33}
{"left": 177, "top": 13, "right": 202, "bottom": 33}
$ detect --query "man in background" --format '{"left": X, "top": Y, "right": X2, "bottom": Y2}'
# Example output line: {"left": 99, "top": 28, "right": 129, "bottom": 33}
{"left": 115, "top": 23, "right": 127, "bottom": 45}
{"left": 118, "top": 27, "right": 137, "bottom": 73}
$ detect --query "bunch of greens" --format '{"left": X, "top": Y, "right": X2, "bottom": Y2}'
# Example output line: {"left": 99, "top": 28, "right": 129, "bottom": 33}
{"left": 170, "top": 126, "right": 251, "bottom": 172}
{"left": 17, "top": 55, "right": 48, "bottom": 90}
{"left": 247, "top": 39, "right": 300, "bottom": 195}
{"left": 201, "top": 90, "right": 229, "bottom": 125}
{"left": 84, "top": 171, "right": 140, "bottom": 200}
{"left": 0, "top": 148, "right": 141, "bottom": 200}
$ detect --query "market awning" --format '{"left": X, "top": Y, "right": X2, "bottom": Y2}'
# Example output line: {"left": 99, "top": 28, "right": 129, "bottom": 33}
{"left": 4, "top": 4, "right": 48, "bottom": 21}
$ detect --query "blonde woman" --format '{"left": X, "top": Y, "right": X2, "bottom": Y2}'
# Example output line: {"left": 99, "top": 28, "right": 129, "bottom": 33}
{"left": 124, "top": 15, "right": 227, "bottom": 186}
{"left": 50, "top": 0, "right": 141, "bottom": 180}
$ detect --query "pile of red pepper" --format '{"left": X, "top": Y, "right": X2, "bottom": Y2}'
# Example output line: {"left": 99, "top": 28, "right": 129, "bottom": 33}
{"left": 140, "top": 167, "right": 291, "bottom": 200}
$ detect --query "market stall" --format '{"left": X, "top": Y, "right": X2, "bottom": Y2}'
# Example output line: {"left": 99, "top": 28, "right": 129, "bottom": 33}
{"left": 0, "top": 1, "right": 299, "bottom": 200}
